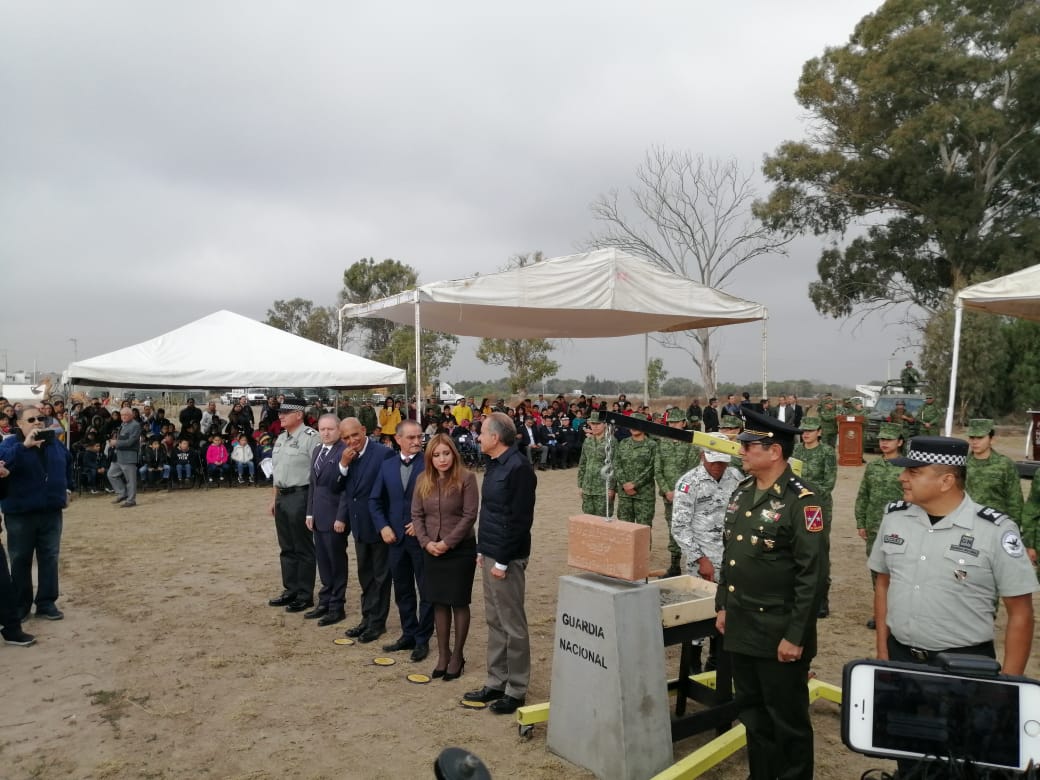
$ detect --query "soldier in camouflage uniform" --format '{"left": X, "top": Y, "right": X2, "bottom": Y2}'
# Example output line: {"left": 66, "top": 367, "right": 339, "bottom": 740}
{"left": 338, "top": 397, "right": 357, "bottom": 421}
{"left": 816, "top": 393, "right": 838, "bottom": 448}
{"left": 1022, "top": 470, "right": 1040, "bottom": 564}
{"left": 718, "top": 414, "right": 744, "bottom": 472}
{"left": 916, "top": 393, "right": 943, "bottom": 435}
{"left": 965, "top": 418, "right": 1024, "bottom": 525}
{"left": 655, "top": 408, "right": 701, "bottom": 576}
{"left": 888, "top": 400, "right": 916, "bottom": 439}
{"left": 854, "top": 421, "right": 905, "bottom": 628}
{"left": 614, "top": 413, "right": 657, "bottom": 527}
{"left": 792, "top": 417, "right": 837, "bottom": 617}
{"left": 357, "top": 401, "right": 379, "bottom": 438}
{"left": 900, "top": 360, "right": 921, "bottom": 393}
{"left": 577, "top": 410, "right": 615, "bottom": 517}
{"left": 685, "top": 399, "right": 702, "bottom": 432}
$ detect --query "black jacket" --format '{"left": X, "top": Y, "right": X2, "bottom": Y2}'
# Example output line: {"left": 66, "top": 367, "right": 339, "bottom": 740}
{"left": 477, "top": 445, "right": 536, "bottom": 564}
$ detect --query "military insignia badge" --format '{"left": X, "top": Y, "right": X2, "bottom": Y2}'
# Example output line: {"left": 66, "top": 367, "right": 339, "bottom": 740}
{"left": 679, "top": 482, "right": 690, "bottom": 494}
{"left": 798, "top": 489, "right": 811, "bottom": 499}
{"left": 760, "top": 508, "right": 779, "bottom": 523}
{"left": 763, "top": 539, "right": 776, "bottom": 550}
{"left": 1001, "top": 530, "right": 1025, "bottom": 558}
{"left": 953, "top": 569, "right": 968, "bottom": 581}
{"left": 750, "top": 535, "right": 759, "bottom": 546}
{"left": 804, "top": 506, "right": 823, "bottom": 533}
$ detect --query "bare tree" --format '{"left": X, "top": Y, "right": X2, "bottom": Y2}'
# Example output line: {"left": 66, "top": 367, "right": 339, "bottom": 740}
{"left": 588, "top": 148, "right": 790, "bottom": 396}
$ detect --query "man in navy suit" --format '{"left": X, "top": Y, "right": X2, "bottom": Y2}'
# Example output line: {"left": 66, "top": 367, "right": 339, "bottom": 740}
{"left": 304, "top": 415, "right": 349, "bottom": 626}
{"left": 336, "top": 417, "right": 395, "bottom": 643}
{"left": 369, "top": 420, "right": 434, "bottom": 662}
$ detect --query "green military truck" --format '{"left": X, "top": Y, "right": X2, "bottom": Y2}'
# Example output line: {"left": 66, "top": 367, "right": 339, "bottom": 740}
{"left": 863, "top": 384, "right": 930, "bottom": 453}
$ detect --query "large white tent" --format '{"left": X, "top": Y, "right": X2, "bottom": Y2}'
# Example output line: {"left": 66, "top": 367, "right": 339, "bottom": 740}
{"left": 339, "top": 248, "right": 768, "bottom": 408}
{"left": 68, "top": 310, "right": 405, "bottom": 389}
{"left": 946, "top": 264, "right": 1040, "bottom": 434}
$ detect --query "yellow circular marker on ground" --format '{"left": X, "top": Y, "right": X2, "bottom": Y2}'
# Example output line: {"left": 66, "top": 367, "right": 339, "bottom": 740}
{"left": 407, "top": 673, "right": 431, "bottom": 684}
{"left": 372, "top": 657, "right": 396, "bottom": 666}
{"left": 333, "top": 638, "right": 355, "bottom": 646}
{"left": 459, "top": 699, "right": 488, "bottom": 709}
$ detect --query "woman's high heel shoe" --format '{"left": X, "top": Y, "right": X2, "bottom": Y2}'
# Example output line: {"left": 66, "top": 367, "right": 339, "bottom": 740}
{"left": 442, "top": 659, "right": 465, "bottom": 681}
{"left": 431, "top": 667, "right": 447, "bottom": 679}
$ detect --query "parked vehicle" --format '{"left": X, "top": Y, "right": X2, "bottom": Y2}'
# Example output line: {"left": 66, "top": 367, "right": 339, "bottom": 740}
{"left": 863, "top": 384, "right": 930, "bottom": 453}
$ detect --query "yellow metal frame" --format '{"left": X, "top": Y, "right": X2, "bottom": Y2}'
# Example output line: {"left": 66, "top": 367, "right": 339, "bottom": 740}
{"left": 515, "top": 674, "right": 842, "bottom": 779}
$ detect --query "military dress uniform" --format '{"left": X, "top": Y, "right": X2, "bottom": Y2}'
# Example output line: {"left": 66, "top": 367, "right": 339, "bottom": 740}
{"left": 655, "top": 410, "right": 701, "bottom": 573}
{"left": 272, "top": 413, "right": 320, "bottom": 606}
{"left": 577, "top": 431, "right": 615, "bottom": 517}
{"left": 613, "top": 433, "right": 657, "bottom": 526}
{"left": 715, "top": 465, "right": 828, "bottom": 780}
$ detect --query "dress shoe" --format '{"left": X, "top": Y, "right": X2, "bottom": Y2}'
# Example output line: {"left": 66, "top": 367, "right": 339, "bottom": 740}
{"left": 489, "top": 694, "right": 525, "bottom": 715}
{"left": 358, "top": 628, "right": 383, "bottom": 644}
{"left": 409, "top": 643, "right": 429, "bottom": 662}
{"left": 817, "top": 605, "right": 830, "bottom": 618}
{"left": 112, "top": 496, "right": 127, "bottom": 504}
{"left": 382, "top": 636, "right": 416, "bottom": 652}
{"left": 268, "top": 593, "right": 294, "bottom": 607}
{"left": 866, "top": 618, "right": 877, "bottom": 630}
{"left": 285, "top": 600, "right": 313, "bottom": 613}
{"left": 1, "top": 627, "right": 36, "bottom": 646}
{"left": 443, "top": 659, "right": 465, "bottom": 681}
{"left": 303, "top": 606, "right": 329, "bottom": 620}
{"left": 36, "top": 607, "right": 64, "bottom": 621}
{"left": 317, "top": 611, "right": 345, "bottom": 627}
{"left": 344, "top": 623, "right": 367, "bottom": 638}
{"left": 463, "top": 686, "right": 504, "bottom": 704}
{"left": 121, "top": 501, "right": 137, "bottom": 508}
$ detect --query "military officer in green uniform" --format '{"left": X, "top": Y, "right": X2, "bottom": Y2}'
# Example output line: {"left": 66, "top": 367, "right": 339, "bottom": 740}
{"left": 1022, "top": 469, "right": 1040, "bottom": 565}
{"left": 916, "top": 393, "right": 942, "bottom": 434}
{"left": 577, "top": 410, "right": 615, "bottom": 517}
{"left": 816, "top": 393, "right": 838, "bottom": 448}
{"left": 613, "top": 413, "right": 657, "bottom": 527}
{"left": 715, "top": 409, "right": 828, "bottom": 780}
{"left": 792, "top": 417, "right": 837, "bottom": 618}
{"left": 900, "top": 359, "right": 922, "bottom": 393}
{"left": 965, "top": 418, "right": 1023, "bottom": 525}
{"left": 854, "top": 422, "right": 906, "bottom": 628}
{"left": 718, "top": 414, "right": 744, "bottom": 472}
{"left": 655, "top": 408, "right": 701, "bottom": 576}
{"left": 357, "top": 401, "right": 379, "bottom": 438}
{"left": 338, "top": 397, "right": 356, "bottom": 421}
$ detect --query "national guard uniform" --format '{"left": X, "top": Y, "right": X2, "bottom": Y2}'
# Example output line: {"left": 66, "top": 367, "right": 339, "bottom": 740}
{"left": 869, "top": 436, "right": 1038, "bottom": 662}
{"left": 577, "top": 410, "right": 615, "bottom": 517}
{"left": 654, "top": 408, "right": 701, "bottom": 575}
{"left": 270, "top": 397, "right": 321, "bottom": 609}
{"left": 613, "top": 414, "right": 657, "bottom": 526}
{"left": 714, "top": 410, "right": 827, "bottom": 780}
{"left": 671, "top": 452, "right": 742, "bottom": 580}
{"left": 965, "top": 418, "right": 1024, "bottom": 524}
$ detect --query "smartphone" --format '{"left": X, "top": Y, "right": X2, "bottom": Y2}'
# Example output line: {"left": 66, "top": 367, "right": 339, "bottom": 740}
{"left": 35, "top": 429, "right": 56, "bottom": 444}
{"left": 843, "top": 659, "right": 1040, "bottom": 771}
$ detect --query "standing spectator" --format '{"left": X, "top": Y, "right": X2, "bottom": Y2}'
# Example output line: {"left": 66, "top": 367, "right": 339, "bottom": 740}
{"left": 179, "top": 398, "right": 202, "bottom": 431}
{"left": 237, "top": 396, "right": 256, "bottom": 429}
{"left": 965, "top": 419, "right": 1023, "bottom": 526}
{"left": 304, "top": 414, "right": 348, "bottom": 626}
{"left": 267, "top": 398, "right": 320, "bottom": 613}
{"left": 377, "top": 398, "right": 401, "bottom": 444}
{"left": 200, "top": 402, "right": 222, "bottom": 437}
{"left": 412, "top": 434, "right": 479, "bottom": 680}
{"left": 370, "top": 420, "right": 433, "bottom": 661}
{"left": 0, "top": 406, "right": 74, "bottom": 621}
{"left": 464, "top": 412, "right": 537, "bottom": 715}
{"left": 702, "top": 397, "right": 720, "bottom": 433}
{"left": 337, "top": 417, "right": 395, "bottom": 642}
{"left": 108, "top": 406, "right": 142, "bottom": 508}
{"left": 451, "top": 397, "right": 473, "bottom": 426}
{"left": 714, "top": 409, "right": 827, "bottom": 779}
{"left": 259, "top": 396, "right": 281, "bottom": 433}
{"left": 0, "top": 460, "right": 35, "bottom": 645}
{"left": 792, "top": 417, "right": 837, "bottom": 618}
{"left": 685, "top": 398, "right": 702, "bottom": 431}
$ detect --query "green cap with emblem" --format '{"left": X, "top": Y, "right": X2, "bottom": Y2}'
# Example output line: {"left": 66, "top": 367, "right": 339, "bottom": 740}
{"left": 878, "top": 422, "right": 904, "bottom": 440}
{"left": 720, "top": 414, "right": 743, "bottom": 429}
{"left": 588, "top": 410, "right": 607, "bottom": 423}
{"left": 664, "top": 407, "right": 686, "bottom": 424}
{"left": 800, "top": 416, "right": 822, "bottom": 431}
{"left": 629, "top": 412, "right": 648, "bottom": 421}
{"left": 967, "top": 418, "right": 994, "bottom": 437}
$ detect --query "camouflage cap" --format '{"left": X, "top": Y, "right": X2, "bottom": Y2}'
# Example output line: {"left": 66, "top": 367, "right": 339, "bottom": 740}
{"left": 630, "top": 412, "right": 648, "bottom": 421}
{"left": 878, "top": 422, "right": 903, "bottom": 440}
{"left": 967, "top": 418, "right": 994, "bottom": 438}
{"left": 664, "top": 407, "right": 686, "bottom": 424}
{"left": 800, "top": 416, "right": 822, "bottom": 430}
{"left": 720, "top": 414, "right": 743, "bottom": 429}
{"left": 588, "top": 410, "right": 608, "bottom": 424}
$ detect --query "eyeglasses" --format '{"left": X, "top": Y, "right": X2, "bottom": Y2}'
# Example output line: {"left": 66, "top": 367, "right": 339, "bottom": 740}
{"left": 24, "top": 416, "right": 41, "bottom": 423}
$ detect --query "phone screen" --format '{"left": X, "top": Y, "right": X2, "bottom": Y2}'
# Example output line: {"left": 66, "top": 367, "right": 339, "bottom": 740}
{"left": 871, "top": 668, "right": 1020, "bottom": 767}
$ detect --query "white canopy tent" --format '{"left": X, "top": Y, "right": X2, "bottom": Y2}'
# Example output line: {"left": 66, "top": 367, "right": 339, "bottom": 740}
{"left": 339, "top": 248, "right": 768, "bottom": 410}
{"left": 68, "top": 310, "right": 406, "bottom": 390}
{"left": 946, "top": 264, "right": 1040, "bottom": 434}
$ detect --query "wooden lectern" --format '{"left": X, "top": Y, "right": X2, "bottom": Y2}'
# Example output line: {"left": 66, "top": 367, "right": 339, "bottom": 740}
{"left": 837, "top": 415, "right": 865, "bottom": 466}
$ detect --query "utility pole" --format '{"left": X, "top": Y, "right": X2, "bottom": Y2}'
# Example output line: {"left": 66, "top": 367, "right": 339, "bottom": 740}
{"left": 69, "top": 338, "right": 78, "bottom": 361}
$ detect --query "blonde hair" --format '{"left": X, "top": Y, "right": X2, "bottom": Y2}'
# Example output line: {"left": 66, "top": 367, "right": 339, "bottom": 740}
{"left": 416, "top": 434, "right": 467, "bottom": 500}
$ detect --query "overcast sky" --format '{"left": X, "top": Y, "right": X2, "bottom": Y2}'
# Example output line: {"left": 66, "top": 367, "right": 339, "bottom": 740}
{"left": 0, "top": 1, "right": 919, "bottom": 390}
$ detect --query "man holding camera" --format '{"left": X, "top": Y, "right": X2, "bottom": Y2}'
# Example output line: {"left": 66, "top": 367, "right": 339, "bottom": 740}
{"left": 870, "top": 436, "right": 1037, "bottom": 675}
{"left": 0, "top": 406, "right": 73, "bottom": 622}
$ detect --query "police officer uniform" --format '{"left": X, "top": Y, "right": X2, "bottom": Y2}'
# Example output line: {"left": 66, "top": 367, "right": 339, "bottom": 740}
{"left": 714, "top": 409, "right": 827, "bottom": 780}
{"left": 869, "top": 436, "right": 1038, "bottom": 663}
{"left": 269, "top": 397, "right": 320, "bottom": 610}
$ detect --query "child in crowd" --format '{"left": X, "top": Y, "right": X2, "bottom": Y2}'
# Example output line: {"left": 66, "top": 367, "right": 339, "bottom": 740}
{"left": 205, "top": 434, "right": 229, "bottom": 483}
{"left": 139, "top": 437, "right": 170, "bottom": 487}
{"left": 173, "top": 438, "right": 196, "bottom": 486}
{"left": 256, "top": 433, "right": 274, "bottom": 484}
{"left": 81, "top": 440, "right": 107, "bottom": 494}
{"left": 231, "top": 434, "right": 255, "bottom": 484}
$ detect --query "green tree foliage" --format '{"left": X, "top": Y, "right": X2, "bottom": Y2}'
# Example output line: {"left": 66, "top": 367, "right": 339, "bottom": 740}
{"left": 476, "top": 252, "right": 559, "bottom": 395}
{"left": 265, "top": 298, "right": 338, "bottom": 347}
{"left": 1005, "top": 319, "right": 1040, "bottom": 412}
{"left": 756, "top": 0, "right": 1040, "bottom": 318}
{"left": 660, "top": 377, "right": 701, "bottom": 397}
{"left": 378, "top": 327, "right": 458, "bottom": 395}
{"left": 646, "top": 357, "right": 667, "bottom": 396}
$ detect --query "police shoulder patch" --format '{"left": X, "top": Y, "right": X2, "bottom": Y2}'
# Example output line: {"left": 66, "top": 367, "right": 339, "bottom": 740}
{"left": 885, "top": 500, "right": 910, "bottom": 514}
{"left": 977, "top": 506, "right": 1008, "bottom": 526}
{"left": 788, "top": 476, "right": 813, "bottom": 498}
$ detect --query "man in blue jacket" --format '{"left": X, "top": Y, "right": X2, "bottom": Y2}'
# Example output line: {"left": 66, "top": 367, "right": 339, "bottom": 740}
{"left": 0, "top": 406, "right": 73, "bottom": 622}
{"left": 464, "top": 412, "right": 537, "bottom": 715}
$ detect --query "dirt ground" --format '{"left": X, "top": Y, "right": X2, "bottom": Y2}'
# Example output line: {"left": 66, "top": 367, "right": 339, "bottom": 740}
{"left": 2, "top": 436, "right": 1037, "bottom": 780}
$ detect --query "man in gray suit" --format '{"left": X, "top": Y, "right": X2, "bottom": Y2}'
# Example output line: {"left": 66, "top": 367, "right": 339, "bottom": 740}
{"left": 108, "top": 407, "right": 142, "bottom": 508}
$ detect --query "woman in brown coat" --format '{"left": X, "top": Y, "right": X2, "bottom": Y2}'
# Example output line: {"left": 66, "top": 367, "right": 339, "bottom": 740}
{"left": 411, "top": 434, "right": 479, "bottom": 680}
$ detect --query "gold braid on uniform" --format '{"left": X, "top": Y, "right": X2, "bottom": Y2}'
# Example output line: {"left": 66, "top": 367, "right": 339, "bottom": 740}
{"left": 788, "top": 476, "right": 814, "bottom": 499}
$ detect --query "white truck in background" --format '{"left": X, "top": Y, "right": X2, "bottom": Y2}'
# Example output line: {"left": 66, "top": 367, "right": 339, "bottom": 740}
{"left": 437, "top": 382, "right": 464, "bottom": 404}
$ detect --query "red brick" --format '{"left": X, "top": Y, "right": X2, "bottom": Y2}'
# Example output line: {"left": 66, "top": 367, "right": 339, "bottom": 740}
{"left": 567, "top": 514, "right": 651, "bottom": 581}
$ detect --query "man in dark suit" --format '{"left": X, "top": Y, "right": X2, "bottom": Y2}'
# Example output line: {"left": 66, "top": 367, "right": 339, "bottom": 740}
{"left": 519, "top": 416, "right": 550, "bottom": 470}
{"left": 304, "top": 414, "right": 348, "bottom": 626}
{"left": 369, "top": 420, "right": 433, "bottom": 662}
{"left": 336, "top": 417, "right": 395, "bottom": 643}
{"left": 789, "top": 395, "right": 805, "bottom": 429}
{"left": 703, "top": 398, "right": 720, "bottom": 433}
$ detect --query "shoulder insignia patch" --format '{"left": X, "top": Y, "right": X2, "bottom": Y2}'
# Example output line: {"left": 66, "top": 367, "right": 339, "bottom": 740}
{"left": 978, "top": 506, "right": 1008, "bottom": 526}
{"left": 804, "top": 506, "right": 823, "bottom": 533}
{"left": 885, "top": 500, "right": 910, "bottom": 514}
{"left": 788, "top": 476, "right": 814, "bottom": 498}
{"left": 1001, "top": 530, "right": 1024, "bottom": 558}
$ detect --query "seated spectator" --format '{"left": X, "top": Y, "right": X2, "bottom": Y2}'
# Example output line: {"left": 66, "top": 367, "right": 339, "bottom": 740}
{"left": 518, "top": 415, "right": 550, "bottom": 469}
{"left": 139, "top": 436, "right": 171, "bottom": 487}
{"left": 81, "top": 441, "right": 107, "bottom": 493}
{"left": 230, "top": 434, "right": 256, "bottom": 484}
{"left": 255, "top": 433, "right": 274, "bottom": 484}
{"left": 205, "top": 434, "right": 230, "bottom": 483}
{"left": 172, "top": 439, "right": 198, "bottom": 486}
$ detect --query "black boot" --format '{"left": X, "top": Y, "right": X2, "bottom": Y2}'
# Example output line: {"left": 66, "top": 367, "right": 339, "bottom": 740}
{"left": 665, "top": 553, "right": 682, "bottom": 578}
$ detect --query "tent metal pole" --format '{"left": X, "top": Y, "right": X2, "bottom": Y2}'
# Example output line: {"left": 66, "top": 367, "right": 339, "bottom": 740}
{"left": 414, "top": 292, "right": 422, "bottom": 427}
{"left": 945, "top": 303, "right": 963, "bottom": 436}
{"left": 643, "top": 333, "right": 649, "bottom": 410}
{"left": 761, "top": 315, "right": 768, "bottom": 399}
